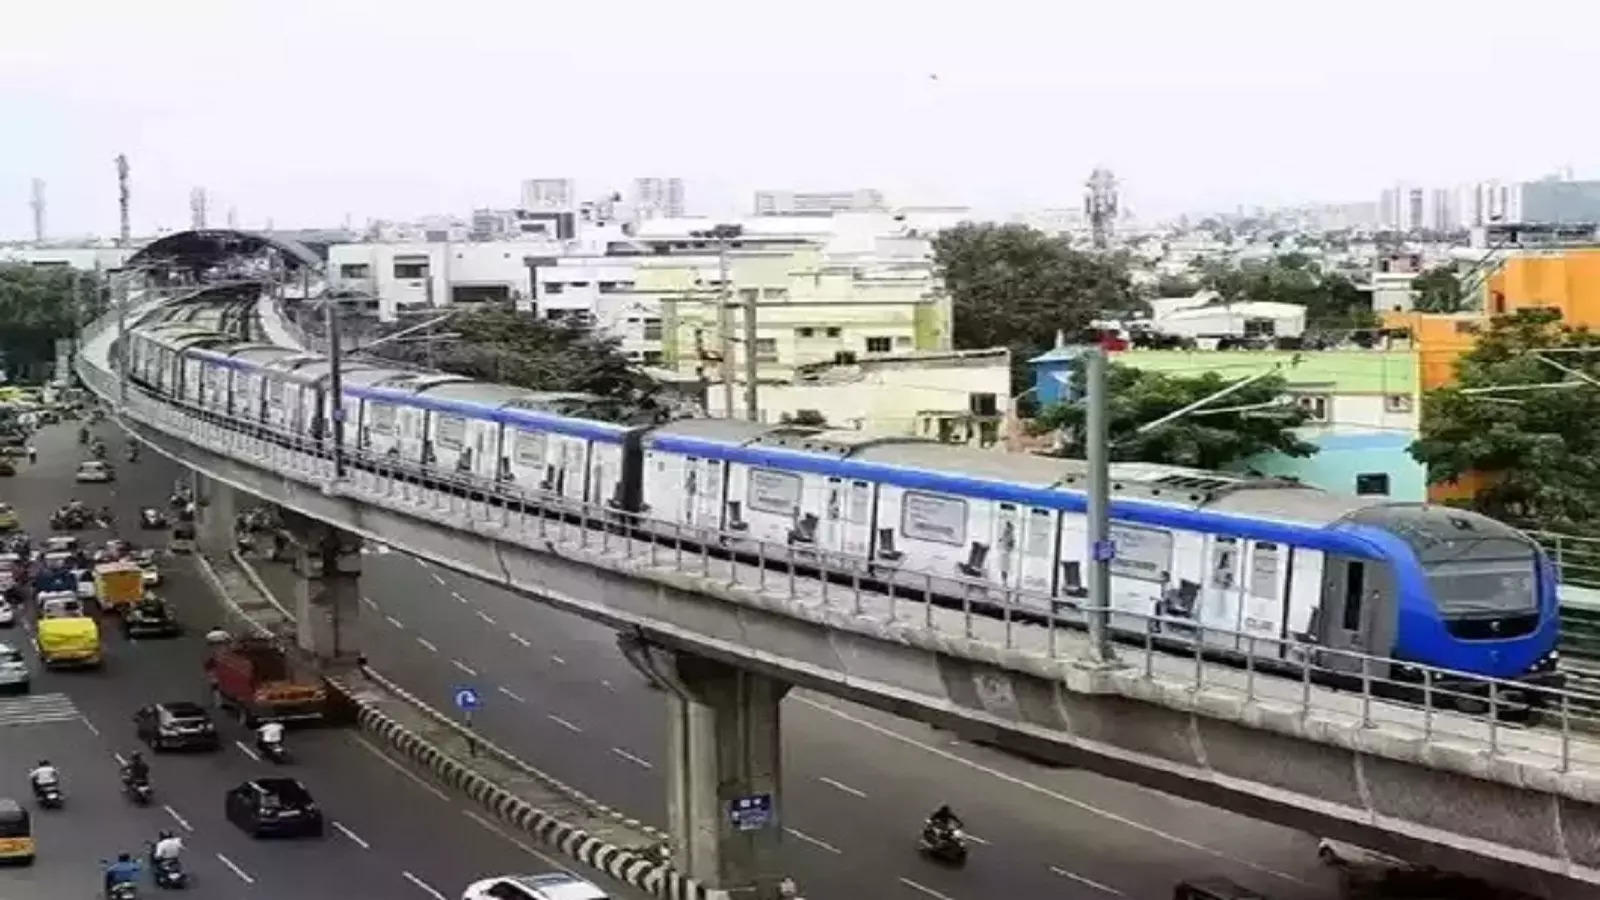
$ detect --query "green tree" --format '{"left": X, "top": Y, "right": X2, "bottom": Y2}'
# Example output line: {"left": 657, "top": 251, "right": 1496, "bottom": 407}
{"left": 933, "top": 223, "right": 1145, "bottom": 393}
{"left": 0, "top": 265, "right": 84, "bottom": 381}
{"left": 367, "top": 306, "right": 662, "bottom": 420}
{"left": 1412, "top": 263, "right": 1466, "bottom": 313}
{"left": 1151, "top": 273, "right": 1200, "bottom": 298}
{"left": 1032, "top": 363, "right": 1316, "bottom": 470}
{"left": 1409, "top": 308, "right": 1600, "bottom": 532}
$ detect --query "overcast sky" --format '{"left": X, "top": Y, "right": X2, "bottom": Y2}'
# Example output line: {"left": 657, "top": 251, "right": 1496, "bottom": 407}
{"left": 3, "top": 0, "right": 1597, "bottom": 239}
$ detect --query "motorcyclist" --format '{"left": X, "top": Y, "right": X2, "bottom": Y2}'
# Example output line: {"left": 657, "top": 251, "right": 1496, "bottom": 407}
{"left": 29, "top": 759, "right": 60, "bottom": 792}
{"left": 121, "top": 752, "right": 150, "bottom": 786}
{"left": 104, "top": 852, "right": 140, "bottom": 895}
{"left": 99, "top": 506, "right": 115, "bottom": 528}
{"left": 925, "top": 805, "right": 963, "bottom": 839}
{"left": 151, "top": 829, "right": 183, "bottom": 863}
{"left": 256, "top": 720, "right": 285, "bottom": 754}
{"left": 126, "top": 444, "right": 139, "bottom": 462}
{"left": 78, "top": 426, "right": 88, "bottom": 445}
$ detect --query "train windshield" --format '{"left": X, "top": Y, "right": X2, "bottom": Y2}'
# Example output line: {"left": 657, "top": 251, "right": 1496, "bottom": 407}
{"left": 1425, "top": 555, "right": 1538, "bottom": 617}
{"left": 1346, "top": 505, "right": 1541, "bottom": 618}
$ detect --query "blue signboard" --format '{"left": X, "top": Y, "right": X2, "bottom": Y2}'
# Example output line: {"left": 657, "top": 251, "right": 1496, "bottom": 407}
{"left": 1092, "top": 539, "right": 1117, "bottom": 562}
{"left": 453, "top": 686, "right": 480, "bottom": 711}
{"left": 727, "top": 793, "right": 773, "bottom": 832}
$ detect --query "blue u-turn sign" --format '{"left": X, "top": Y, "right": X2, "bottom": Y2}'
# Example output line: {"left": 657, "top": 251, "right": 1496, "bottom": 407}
{"left": 728, "top": 793, "right": 773, "bottom": 831}
{"left": 453, "top": 686, "right": 480, "bottom": 711}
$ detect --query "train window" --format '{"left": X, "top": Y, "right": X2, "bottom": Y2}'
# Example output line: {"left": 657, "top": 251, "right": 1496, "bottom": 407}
{"left": 1025, "top": 509, "right": 1053, "bottom": 559}
{"left": 1343, "top": 561, "right": 1365, "bottom": 631}
{"left": 848, "top": 481, "right": 872, "bottom": 525}
{"left": 1355, "top": 473, "right": 1390, "bottom": 496}
{"left": 747, "top": 468, "right": 802, "bottom": 516}
{"left": 435, "top": 415, "right": 465, "bottom": 449}
{"left": 1250, "top": 543, "right": 1278, "bottom": 599}
{"left": 514, "top": 429, "right": 547, "bottom": 467}
{"left": 901, "top": 492, "right": 968, "bottom": 546}
{"left": 368, "top": 403, "right": 397, "bottom": 435}
{"left": 1107, "top": 525, "right": 1173, "bottom": 583}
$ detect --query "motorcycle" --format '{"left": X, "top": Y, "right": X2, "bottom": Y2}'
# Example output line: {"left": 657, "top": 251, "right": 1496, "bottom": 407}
{"left": 32, "top": 778, "right": 62, "bottom": 809}
{"left": 126, "top": 446, "right": 140, "bottom": 463}
{"left": 100, "top": 868, "right": 139, "bottom": 900}
{"left": 147, "top": 848, "right": 188, "bottom": 890}
{"left": 917, "top": 824, "right": 968, "bottom": 865}
{"left": 257, "top": 738, "right": 289, "bottom": 765}
{"left": 123, "top": 775, "right": 152, "bottom": 806}
{"left": 91, "top": 442, "right": 107, "bottom": 460}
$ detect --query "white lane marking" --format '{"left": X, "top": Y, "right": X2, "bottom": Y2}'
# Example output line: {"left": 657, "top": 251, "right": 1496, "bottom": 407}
{"left": 216, "top": 852, "right": 255, "bottom": 885}
{"left": 1050, "top": 865, "right": 1126, "bottom": 895}
{"left": 403, "top": 871, "right": 447, "bottom": 900}
{"left": 333, "top": 820, "right": 371, "bottom": 849}
{"left": 234, "top": 740, "right": 260, "bottom": 762}
{"left": 462, "top": 810, "right": 576, "bottom": 875}
{"left": 113, "top": 752, "right": 127, "bottom": 766}
{"left": 353, "top": 735, "right": 450, "bottom": 801}
{"left": 547, "top": 714, "right": 582, "bottom": 733}
{"left": 796, "top": 696, "right": 1310, "bottom": 887}
{"left": 475, "top": 609, "right": 496, "bottom": 625}
{"left": 429, "top": 573, "right": 445, "bottom": 586}
{"left": 817, "top": 776, "right": 867, "bottom": 799}
{"left": 612, "top": 747, "right": 653, "bottom": 770}
{"left": 785, "top": 827, "right": 842, "bottom": 854}
{"left": 385, "top": 614, "right": 405, "bottom": 629}
{"left": 898, "top": 877, "right": 955, "bottom": 900}
{"left": 163, "top": 805, "right": 193, "bottom": 832}
{"left": 80, "top": 716, "right": 100, "bottom": 736}
{"left": 361, "top": 595, "right": 379, "bottom": 610}
{"left": 451, "top": 659, "right": 479, "bottom": 677}
{"left": 963, "top": 832, "right": 990, "bottom": 845}
{"left": 508, "top": 632, "right": 531, "bottom": 647}
{"left": 416, "top": 636, "right": 439, "bottom": 653}
{"left": 550, "top": 654, "right": 566, "bottom": 665}
{"left": 451, "top": 591, "right": 468, "bottom": 604}
{"left": 497, "top": 686, "right": 525, "bottom": 703}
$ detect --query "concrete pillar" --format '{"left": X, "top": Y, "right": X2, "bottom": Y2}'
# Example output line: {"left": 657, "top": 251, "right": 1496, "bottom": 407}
{"left": 281, "top": 512, "right": 361, "bottom": 666}
{"left": 620, "top": 635, "right": 790, "bottom": 899}
{"left": 192, "top": 471, "right": 236, "bottom": 557}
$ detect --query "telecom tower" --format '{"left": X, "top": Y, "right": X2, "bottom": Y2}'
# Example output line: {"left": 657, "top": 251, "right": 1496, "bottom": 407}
{"left": 116, "top": 154, "right": 131, "bottom": 247}
{"left": 1084, "top": 167, "right": 1118, "bottom": 249}
{"left": 190, "top": 187, "right": 208, "bottom": 230}
{"left": 29, "top": 179, "right": 45, "bottom": 242}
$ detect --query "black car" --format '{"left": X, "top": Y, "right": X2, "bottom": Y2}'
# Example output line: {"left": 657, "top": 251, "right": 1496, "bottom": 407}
{"left": 1174, "top": 879, "right": 1270, "bottom": 900}
{"left": 122, "top": 598, "right": 180, "bottom": 639}
{"left": 225, "top": 778, "right": 324, "bottom": 838}
{"left": 134, "top": 702, "right": 219, "bottom": 751}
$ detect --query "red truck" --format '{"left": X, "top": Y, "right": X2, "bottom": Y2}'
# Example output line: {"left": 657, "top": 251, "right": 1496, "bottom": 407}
{"left": 204, "top": 637, "right": 326, "bottom": 726}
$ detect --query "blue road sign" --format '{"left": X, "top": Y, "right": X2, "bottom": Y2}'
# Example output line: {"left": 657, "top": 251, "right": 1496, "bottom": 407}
{"left": 727, "top": 793, "right": 773, "bottom": 832}
{"left": 1092, "top": 539, "right": 1117, "bottom": 562}
{"left": 453, "top": 686, "right": 481, "bottom": 711}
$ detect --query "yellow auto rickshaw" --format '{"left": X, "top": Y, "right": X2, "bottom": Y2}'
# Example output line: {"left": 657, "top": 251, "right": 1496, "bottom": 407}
{"left": 0, "top": 798, "right": 34, "bottom": 864}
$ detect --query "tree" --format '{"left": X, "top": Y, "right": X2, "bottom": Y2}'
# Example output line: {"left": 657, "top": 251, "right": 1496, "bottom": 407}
{"left": 1412, "top": 263, "right": 1466, "bottom": 313}
{"left": 367, "top": 306, "right": 662, "bottom": 420}
{"left": 1409, "top": 308, "right": 1600, "bottom": 532}
{"left": 1193, "top": 257, "right": 1377, "bottom": 334}
{"left": 933, "top": 223, "right": 1145, "bottom": 393}
{"left": 0, "top": 265, "right": 84, "bottom": 381}
{"left": 1032, "top": 363, "right": 1316, "bottom": 470}
{"left": 1151, "top": 273, "right": 1200, "bottom": 298}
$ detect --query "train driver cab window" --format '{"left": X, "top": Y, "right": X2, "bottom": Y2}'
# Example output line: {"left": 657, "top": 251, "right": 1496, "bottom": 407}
{"left": 1342, "top": 561, "right": 1365, "bottom": 631}
{"left": 1355, "top": 473, "right": 1390, "bottom": 496}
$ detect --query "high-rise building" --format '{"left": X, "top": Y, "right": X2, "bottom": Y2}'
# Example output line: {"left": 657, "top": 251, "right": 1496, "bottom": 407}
{"left": 753, "top": 188, "right": 885, "bottom": 216}
{"left": 520, "top": 178, "right": 576, "bottom": 211}
{"left": 633, "top": 178, "right": 685, "bottom": 219}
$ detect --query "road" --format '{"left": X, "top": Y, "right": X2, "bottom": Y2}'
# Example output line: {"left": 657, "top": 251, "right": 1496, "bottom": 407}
{"left": 217, "top": 467, "right": 1351, "bottom": 894}
{"left": 0, "top": 419, "right": 639, "bottom": 900}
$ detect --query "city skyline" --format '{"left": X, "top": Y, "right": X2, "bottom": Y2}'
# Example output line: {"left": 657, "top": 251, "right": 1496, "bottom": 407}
{"left": 3, "top": 0, "right": 1598, "bottom": 239}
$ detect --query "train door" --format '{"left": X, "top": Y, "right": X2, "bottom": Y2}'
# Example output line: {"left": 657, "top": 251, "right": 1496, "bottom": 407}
{"left": 1317, "top": 556, "right": 1376, "bottom": 673}
{"left": 1240, "top": 541, "right": 1288, "bottom": 650}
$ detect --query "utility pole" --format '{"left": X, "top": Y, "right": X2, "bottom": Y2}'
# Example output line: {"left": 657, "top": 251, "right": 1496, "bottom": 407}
{"left": 115, "top": 155, "right": 131, "bottom": 248}
{"left": 115, "top": 270, "right": 130, "bottom": 407}
{"left": 1084, "top": 346, "right": 1114, "bottom": 662}
{"left": 29, "top": 179, "right": 45, "bottom": 243}
{"left": 325, "top": 298, "right": 345, "bottom": 478}
{"left": 717, "top": 237, "right": 734, "bottom": 418}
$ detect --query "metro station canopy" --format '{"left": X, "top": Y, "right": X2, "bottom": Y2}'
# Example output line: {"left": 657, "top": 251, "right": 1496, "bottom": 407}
{"left": 128, "top": 229, "right": 323, "bottom": 272}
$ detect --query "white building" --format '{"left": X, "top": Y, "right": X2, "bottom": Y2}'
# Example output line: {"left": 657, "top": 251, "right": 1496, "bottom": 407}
{"left": 0, "top": 245, "right": 135, "bottom": 271}
{"left": 1155, "top": 301, "right": 1306, "bottom": 344}
{"left": 329, "top": 240, "right": 565, "bottom": 320}
{"left": 521, "top": 178, "right": 576, "bottom": 212}
{"left": 633, "top": 178, "right": 685, "bottom": 219}
{"left": 753, "top": 189, "right": 885, "bottom": 216}
{"left": 530, "top": 257, "right": 667, "bottom": 364}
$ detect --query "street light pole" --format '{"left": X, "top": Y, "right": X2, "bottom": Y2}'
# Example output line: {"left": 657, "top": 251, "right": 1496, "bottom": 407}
{"left": 717, "top": 237, "right": 734, "bottom": 418}
{"left": 115, "top": 270, "right": 130, "bottom": 408}
{"left": 1084, "top": 346, "right": 1114, "bottom": 663}
{"left": 742, "top": 264, "right": 759, "bottom": 422}
{"left": 324, "top": 297, "right": 345, "bottom": 478}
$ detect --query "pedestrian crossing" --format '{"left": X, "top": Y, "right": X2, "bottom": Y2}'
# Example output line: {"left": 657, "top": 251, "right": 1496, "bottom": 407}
{"left": 0, "top": 692, "right": 82, "bottom": 727}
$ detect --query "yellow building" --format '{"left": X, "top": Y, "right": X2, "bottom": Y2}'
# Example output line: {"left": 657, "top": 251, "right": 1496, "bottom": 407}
{"left": 634, "top": 244, "right": 951, "bottom": 382}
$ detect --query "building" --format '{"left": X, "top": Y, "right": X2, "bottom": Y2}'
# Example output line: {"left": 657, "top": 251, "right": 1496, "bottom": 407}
{"left": 703, "top": 348, "right": 1009, "bottom": 446}
{"left": 529, "top": 257, "right": 664, "bottom": 364}
{"left": 0, "top": 245, "right": 135, "bottom": 271}
{"left": 1518, "top": 179, "right": 1600, "bottom": 224}
{"left": 1109, "top": 349, "right": 1424, "bottom": 500}
{"left": 520, "top": 178, "right": 576, "bottom": 212}
{"left": 753, "top": 189, "right": 885, "bottom": 217}
{"left": 633, "top": 178, "right": 685, "bottom": 219}
{"left": 1154, "top": 301, "right": 1306, "bottom": 344}
{"left": 328, "top": 240, "right": 560, "bottom": 318}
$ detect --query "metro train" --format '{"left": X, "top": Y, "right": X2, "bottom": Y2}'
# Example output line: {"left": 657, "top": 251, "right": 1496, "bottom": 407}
{"left": 122, "top": 319, "right": 1562, "bottom": 692}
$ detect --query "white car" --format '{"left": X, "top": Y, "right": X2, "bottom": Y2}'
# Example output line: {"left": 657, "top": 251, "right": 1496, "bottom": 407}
{"left": 74, "top": 570, "right": 96, "bottom": 600}
{"left": 75, "top": 460, "right": 113, "bottom": 483}
{"left": 0, "top": 643, "right": 30, "bottom": 692}
{"left": 461, "top": 874, "right": 609, "bottom": 900}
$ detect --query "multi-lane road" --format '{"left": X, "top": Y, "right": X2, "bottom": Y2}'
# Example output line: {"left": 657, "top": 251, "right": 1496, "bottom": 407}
{"left": 0, "top": 420, "right": 639, "bottom": 900}
{"left": 228, "top": 467, "right": 1351, "bottom": 895}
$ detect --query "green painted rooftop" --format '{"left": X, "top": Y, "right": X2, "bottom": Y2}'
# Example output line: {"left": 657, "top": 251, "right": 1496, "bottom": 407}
{"left": 1111, "top": 349, "right": 1417, "bottom": 395}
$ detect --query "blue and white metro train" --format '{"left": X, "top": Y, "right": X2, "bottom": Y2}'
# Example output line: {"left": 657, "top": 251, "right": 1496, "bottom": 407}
{"left": 123, "top": 320, "right": 1562, "bottom": 692}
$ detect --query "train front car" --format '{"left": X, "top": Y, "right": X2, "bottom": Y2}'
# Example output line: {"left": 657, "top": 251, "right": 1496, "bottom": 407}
{"left": 1336, "top": 504, "right": 1560, "bottom": 697}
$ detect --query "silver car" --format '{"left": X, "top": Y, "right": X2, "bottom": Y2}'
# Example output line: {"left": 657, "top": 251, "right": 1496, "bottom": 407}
{"left": 0, "top": 643, "right": 30, "bottom": 692}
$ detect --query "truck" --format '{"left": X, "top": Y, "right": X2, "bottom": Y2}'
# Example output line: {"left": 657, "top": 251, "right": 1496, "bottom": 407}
{"left": 92, "top": 561, "right": 143, "bottom": 613}
{"left": 204, "top": 637, "right": 325, "bottom": 726}
{"left": 34, "top": 592, "right": 101, "bottom": 669}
